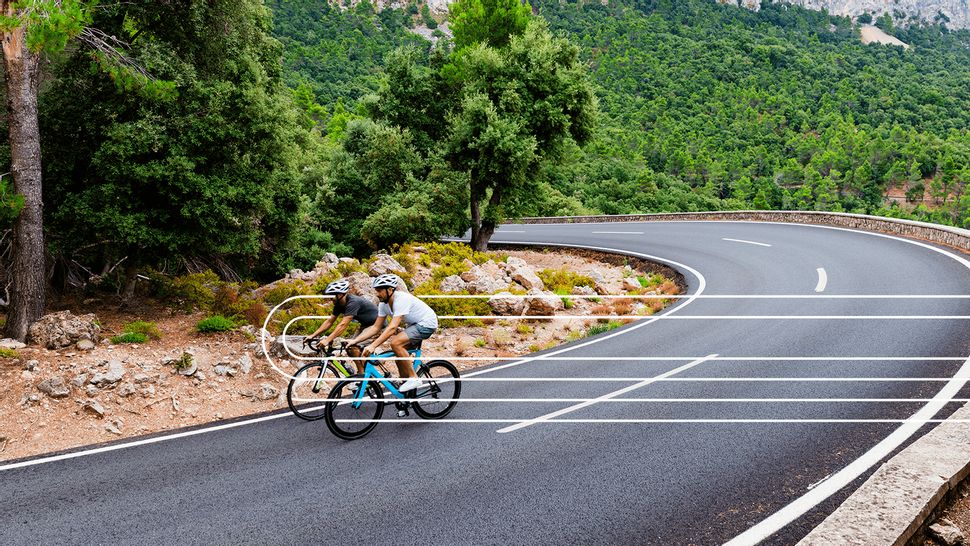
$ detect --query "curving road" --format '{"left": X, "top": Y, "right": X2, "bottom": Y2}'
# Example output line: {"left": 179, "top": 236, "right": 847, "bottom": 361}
{"left": 2, "top": 221, "right": 970, "bottom": 545}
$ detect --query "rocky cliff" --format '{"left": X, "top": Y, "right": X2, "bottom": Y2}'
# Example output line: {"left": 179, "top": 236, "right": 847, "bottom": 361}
{"left": 725, "top": 0, "right": 970, "bottom": 30}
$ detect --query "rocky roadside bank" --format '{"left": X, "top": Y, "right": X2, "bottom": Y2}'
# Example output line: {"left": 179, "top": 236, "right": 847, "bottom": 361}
{"left": 0, "top": 244, "right": 681, "bottom": 462}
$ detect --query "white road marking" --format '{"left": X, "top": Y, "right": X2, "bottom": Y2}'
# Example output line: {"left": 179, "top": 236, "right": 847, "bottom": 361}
{"left": 723, "top": 237, "right": 772, "bottom": 247}
{"left": 807, "top": 473, "right": 832, "bottom": 491}
{"left": 592, "top": 231, "right": 644, "bottom": 234}
{"left": 815, "top": 268, "right": 828, "bottom": 292}
{"left": 496, "top": 355, "right": 718, "bottom": 433}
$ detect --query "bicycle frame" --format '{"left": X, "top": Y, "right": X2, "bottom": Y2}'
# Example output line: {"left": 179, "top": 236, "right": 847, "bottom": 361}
{"left": 351, "top": 348, "right": 423, "bottom": 408}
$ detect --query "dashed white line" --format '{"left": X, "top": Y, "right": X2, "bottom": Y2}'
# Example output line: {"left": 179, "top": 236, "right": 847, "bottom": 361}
{"left": 496, "top": 354, "right": 718, "bottom": 433}
{"left": 723, "top": 237, "right": 772, "bottom": 247}
{"left": 815, "top": 268, "right": 828, "bottom": 293}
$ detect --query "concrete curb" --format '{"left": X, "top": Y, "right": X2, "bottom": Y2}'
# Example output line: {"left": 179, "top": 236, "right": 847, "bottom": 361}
{"left": 797, "top": 402, "right": 970, "bottom": 546}
{"left": 518, "top": 211, "right": 970, "bottom": 253}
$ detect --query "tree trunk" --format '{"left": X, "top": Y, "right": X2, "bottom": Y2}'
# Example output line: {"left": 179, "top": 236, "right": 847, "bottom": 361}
{"left": 470, "top": 193, "right": 482, "bottom": 251}
{"left": 469, "top": 184, "right": 502, "bottom": 252}
{"left": 2, "top": 20, "right": 46, "bottom": 341}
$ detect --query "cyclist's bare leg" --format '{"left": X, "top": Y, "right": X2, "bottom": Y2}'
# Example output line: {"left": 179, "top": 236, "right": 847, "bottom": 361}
{"left": 389, "top": 331, "right": 417, "bottom": 380}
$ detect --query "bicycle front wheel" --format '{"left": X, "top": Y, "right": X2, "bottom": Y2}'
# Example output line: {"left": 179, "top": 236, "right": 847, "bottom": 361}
{"left": 411, "top": 360, "right": 461, "bottom": 419}
{"left": 288, "top": 362, "right": 341, "bottom": 421}
{"left": 324, "top": 377, "right": 385, "bottom": 440}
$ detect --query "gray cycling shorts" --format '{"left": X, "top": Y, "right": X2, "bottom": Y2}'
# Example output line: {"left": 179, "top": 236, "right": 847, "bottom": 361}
{"left": 403, "top": 324, "right": 436, "bottom": 343}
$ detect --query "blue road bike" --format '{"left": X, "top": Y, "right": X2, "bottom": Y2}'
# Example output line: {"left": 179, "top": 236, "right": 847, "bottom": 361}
{"left": 323, "top": 342, "right": 461, "bottom": 440}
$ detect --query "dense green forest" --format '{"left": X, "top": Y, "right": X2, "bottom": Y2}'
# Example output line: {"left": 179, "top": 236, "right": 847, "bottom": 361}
{"left": 272, "top": 0, "right": 970, "bottom": 225}
{"left": 2, "top": 0, "right": 969, "bottom": 296}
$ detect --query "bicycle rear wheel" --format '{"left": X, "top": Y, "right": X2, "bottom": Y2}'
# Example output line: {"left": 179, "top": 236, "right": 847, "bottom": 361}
{"left": 411, "top": 360, "right": 461, "bottom": 419}
{"left": 288, "top": 362, "right": 342, "bottom": 421}
{"left": 324, "top": 377, "right": 384, "bottom": 440}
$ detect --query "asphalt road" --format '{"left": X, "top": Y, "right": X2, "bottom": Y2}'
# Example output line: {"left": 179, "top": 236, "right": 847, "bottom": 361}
{"left": 2, "top": 221, "right": 969, "bottom": 545}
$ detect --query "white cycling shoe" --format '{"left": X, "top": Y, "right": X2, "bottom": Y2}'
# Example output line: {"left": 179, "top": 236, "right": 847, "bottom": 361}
{"left": 397, "top": 378, "right": 423, "bottom": 392}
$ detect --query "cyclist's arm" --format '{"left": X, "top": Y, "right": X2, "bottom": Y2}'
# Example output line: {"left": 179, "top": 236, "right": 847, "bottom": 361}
{"left": 365, "top": 315, "right": 403, "bottom": 352}
{"left": 322, "top": 315, "right": 354, "bottom": 345}
{"left": 348, "top": 317, "right": 385, "bottom": 346}
{"left": 308, "top": 316, "right": 336, "bottom": 339}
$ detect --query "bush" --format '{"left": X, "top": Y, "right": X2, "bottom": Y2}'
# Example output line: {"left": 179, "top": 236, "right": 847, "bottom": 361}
{"left": 585, "top": 320, "right": 625, "bottom": 337}
{"left": 0, "top": 347, "right": 17, "bottom": 358}
{"left": 112, "top": 332, "right": 148, "bottom": 344}
{"left": 537, "top": 269, "right": 594, "bottom": 293}
{"left": 196, "top": 315, "right": 237, "bottom": 333}
{"left": 412, "top": 283, "right": 491, "bottom": 328}
{"left": 157, "top": 270, "right": 221, "bottom": 312}
{"left": 122, "top": 321, "right": 162, "bottom": 340}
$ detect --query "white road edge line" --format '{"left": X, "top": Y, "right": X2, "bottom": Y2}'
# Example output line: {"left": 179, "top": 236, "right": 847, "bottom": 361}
{"left": 1, "top": 241, "right": 707, "bottom": 473}
{"left": 591, "top": 231, "right": 644, "bottom": 234}
{"left": 721, "top": 222, "right": 970, "bottom": 545}
{"left": 723, "top": 237, "right": 772, "bottom": 247}
{"left": 815, "top": 268, "right": 827, "bottom": 293}
{"left": 497, "top": 355, "right": 718, "bottom": 433}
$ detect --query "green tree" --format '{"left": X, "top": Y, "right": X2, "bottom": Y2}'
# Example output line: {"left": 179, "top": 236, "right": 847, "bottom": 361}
{"left": 449, "top": 0, "right": 532, "bottom": 50}
{"left": 447, "top": 20, "right": 597, "bottom": 250}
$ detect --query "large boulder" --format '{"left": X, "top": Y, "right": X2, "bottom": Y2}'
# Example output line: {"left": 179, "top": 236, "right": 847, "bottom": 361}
{"left": 37, "top": 376, "right": 70, "bottom": 398}
{"left": 345, "top": 272, "right": 378, "bottom": 300}
{"left": 368, "top": 253, "right": 405, "bottom": 276}
{"left": 511, "top": 266, "right": 545, "bottom": 291}
{"left": 439, "top": 275, "right": 467, "bottom": 293}
{"left": 27, "top": 311, "right": 101, "bottom": 350}
{"left": 466, "top": 276, "right": 508, "bottom": 295}
{"left": 488, "top": 292, "right": 526, "bottom": 316}
{"left": 524, "top": 289, "right": 564, "bottom": 316}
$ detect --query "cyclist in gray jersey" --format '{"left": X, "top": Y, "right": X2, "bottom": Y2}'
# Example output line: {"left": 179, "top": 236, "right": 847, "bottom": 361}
{"left": 306, "top": 280, "right": 380, "bottom": 350}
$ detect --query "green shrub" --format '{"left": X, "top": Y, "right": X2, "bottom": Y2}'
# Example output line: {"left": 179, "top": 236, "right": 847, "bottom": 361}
{"left": 112, "top": 332, "right": 148, "bottom": 344}
{"left": 412, "top": 283, "right": 491, "bottom": 327}
{"left": 474, "top": 338, "right": 486, "bottom": 348}
{"left": 122, "top": 321, "right": 162, "bottom": 340}
{"left": 538, "top": 269, "right": 594, "bottom": 293}
{"left": 196, "top": 315, "right": 237, "bottom": 333}
{"left": 585, "top": 320, "right": 625, "bottom": 337}
{"left": 263, "top": 281, "right": 311, "bottom": 306}
{"left": 516, "top": 323, "right": 533, "bottom": 334}
{"left": 637, "top": 274, "right": 663, "bottom": 289}
{"left": 0, "top": 347, "right": 17, "bottom": 358}
{"left": 172, "top": 352, "right": 193, "bottom": 370}
{"left": 160, "top": 270, "right": 221, "bottom": 312}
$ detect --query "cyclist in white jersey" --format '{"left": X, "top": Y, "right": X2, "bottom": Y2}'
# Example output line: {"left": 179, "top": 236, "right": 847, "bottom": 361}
{"left": 347, "top": 274, "right": 438, "bottom": 392}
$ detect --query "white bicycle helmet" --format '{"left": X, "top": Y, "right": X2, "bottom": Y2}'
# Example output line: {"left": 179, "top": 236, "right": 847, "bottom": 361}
{"left": 371, "top": 274, "right": 399, "bottom": 289}
{"left": 324, "top": 279, "right": 350, "bottom": 295}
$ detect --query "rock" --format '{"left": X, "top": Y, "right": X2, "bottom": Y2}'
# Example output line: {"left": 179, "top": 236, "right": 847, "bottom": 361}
{"left": 586, "top": 269, "right": 611, "bottom": 295}
{"left": 214, "top": 365, "right": 228, "bottom": 376}
{"left": 26, "top": 311, "right": 101, "bottom": 349}
{"left": 85, "top": 384, "right": 99, "bottom": 397}
{"left": 345, "top": 271, "right": 377, "bottom": 300}
{"left": 506, "top": 256, "right": 527, "bottom": 269}
{"left": 118, "top": 383, "right": 136, "bottom": 397}
{"left": 23, "top": 359, "right": 40, "bottom": 372}
{"left": 466, "top": 276, "right": 508, "bottom": 295}
{"left": 622, "top": 277, "right": 642, "bottom": 291}
{"left": 76, "top": 339, "right": 96, "bottom": 351}
{"left": 20, "top": 370, "right": 34, "bottom": 381}
{"left": 83, "top": 400, "right": 105, "bottom": 418}
{"left": 524, "top": 290, "right": 565, "bottom": 316}
{"left": 511, "top": 267, "right": 544, "bottom": 291}
{"left": 133, "top": 373, "right": 153, "bottom": 384}
{"left": 368, "top": 253, "right": 405, "bottom": 276}
{"left": 480, "top": 260, "right": 504, "bottom": 280}
{"left": 488, "top": 292, "right": 526, "bottom": 316}
{"left": 439, "top": 275, "right": 467, "bottom": 293}
{"left": 338, "top": 257, "right": 358, "bottom": 265}
{"left": 37, "top": 376, "right": 70, "bottom": 398}
{"left": 269, "top": 335, "right": 314, "bottom": 358}
{"left": 0, "top": 338, "right": 26, "bottom": 350}
{"left": 142, "top": 385, "right": 156, "bottom": 398}
{"left": 90, "top": 360, "right": 126, "bottom": 387}
{"left": 323, "top": 252, "right": 339, "bottom": 267}
{"left": 238, "top": 354, "right": 253, "bottom": 374}
{"left": 412, "top": 246, "right": 427, "bottom": 254}
{"left": 929, "top": 519, "right": 965, "bottom": 546}
{"left": 71, "top": 374, "right": 88, "bottom": 388}
{"left": 105, "top": 419, "right": 123, "bottom": 435}
{"left": 571, "top": 285, "right": 597, "bottom": 296}
{"left": 256, "top": 383, "right": 279, "bottom": 401}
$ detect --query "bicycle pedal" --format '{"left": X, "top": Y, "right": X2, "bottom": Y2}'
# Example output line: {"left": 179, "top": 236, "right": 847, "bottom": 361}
{"left": 397, "top": 408, "right": 409, "bottom": 418}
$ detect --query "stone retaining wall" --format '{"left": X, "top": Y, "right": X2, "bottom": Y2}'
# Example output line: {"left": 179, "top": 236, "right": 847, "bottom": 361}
{"left": 520, "top": 211, "right": 970, "bottom": 252}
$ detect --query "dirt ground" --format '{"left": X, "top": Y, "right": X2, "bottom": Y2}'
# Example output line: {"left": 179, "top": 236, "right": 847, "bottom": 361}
{"left": 0, "top": 248, "right": 678, "bottom": 462}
